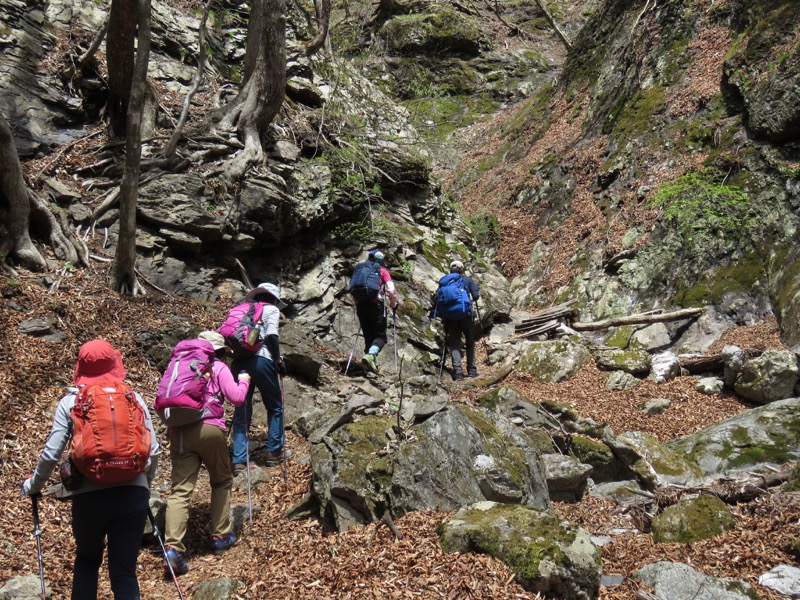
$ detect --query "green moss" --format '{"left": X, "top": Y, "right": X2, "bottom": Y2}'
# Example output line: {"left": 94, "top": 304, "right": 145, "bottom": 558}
{"left": 442, "top": 504, "right": 573, "bottom": 581}
{"left": 604, "top": 326, "right": 634, "bottom": 349}
{"left": 676, "top": 255, "right": 766, "bottom": 307}
{"left": 462, "top": 407, "right": 527, "bottom": 488}
{"left": 652, "top": 495, "right": 735, "bottom": 544}
{"left": 607, "top": 86, "right": 667, "bottom": 140}
{"left": 333, "top": 415, "right": 395, "bottom": 493}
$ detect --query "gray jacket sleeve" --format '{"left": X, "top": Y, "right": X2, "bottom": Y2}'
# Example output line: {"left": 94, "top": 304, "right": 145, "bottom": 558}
{"left": 28, "top": 392, "right": 75, "bottom": 495}
{"left": 136, "top": 392, "right": 160, "bottom": 483}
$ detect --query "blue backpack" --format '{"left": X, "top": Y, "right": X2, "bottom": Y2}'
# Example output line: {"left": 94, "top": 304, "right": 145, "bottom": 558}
{"left": 349, "top": 261, "right": 382, "bottom": 302}
{"left": 436, "top": 273, "right": 471, "bottom": 320}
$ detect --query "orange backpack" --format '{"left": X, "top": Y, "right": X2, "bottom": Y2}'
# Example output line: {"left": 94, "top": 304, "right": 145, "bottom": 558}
{"left": 69, "top": 383, "right": 152, "bottom": 485}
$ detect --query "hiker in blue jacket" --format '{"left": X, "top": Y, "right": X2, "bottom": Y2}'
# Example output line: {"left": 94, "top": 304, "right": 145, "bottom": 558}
{"left": 437, "top": 260, "right": 480, "bottom": 380}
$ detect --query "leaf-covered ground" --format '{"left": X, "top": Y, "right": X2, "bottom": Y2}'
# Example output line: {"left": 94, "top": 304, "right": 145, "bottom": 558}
{"left": 1, "top": 269, "right": 798, "bottom": 599}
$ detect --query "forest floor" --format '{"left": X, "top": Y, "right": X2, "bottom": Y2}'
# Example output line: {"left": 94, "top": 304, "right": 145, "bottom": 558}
{"left": 1, "top": 268, "right": 799, "bottom": 599}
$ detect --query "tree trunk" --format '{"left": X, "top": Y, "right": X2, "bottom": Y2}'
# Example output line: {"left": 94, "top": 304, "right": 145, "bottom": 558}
{"left": 106, "top": 0, "right": 137, "bottom": 138}
{"left": 572, "top": 307, "right": 705, "bottom": 331}
{"left": 215, "top": 0, "right": 286, "bottom": 182}
{"left": 305, "top": 0, "right": 331, "bottom": 56}
{"left": 111, "top": 0, "right": 150, "bottom": 296}
{"left": 0, "top": 117, "right": 47, "bottom": 270}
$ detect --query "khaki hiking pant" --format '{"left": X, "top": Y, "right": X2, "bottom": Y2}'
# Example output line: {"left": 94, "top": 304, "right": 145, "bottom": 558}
{"left": 164, "top": 422, "right": 233, "bottom": 552}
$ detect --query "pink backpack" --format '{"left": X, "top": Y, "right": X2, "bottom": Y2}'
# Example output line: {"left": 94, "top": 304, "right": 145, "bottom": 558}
{"left": 154, "top": 339, "right": 215, "bottom": 426}
{"left": 218, "top": 302, "right": 266, "bottom": 359}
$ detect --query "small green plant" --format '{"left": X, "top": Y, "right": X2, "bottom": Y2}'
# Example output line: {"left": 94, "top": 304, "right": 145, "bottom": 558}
{"left": 333, "top": 222, "right": 372, "bottom": 242}
{"left": 648, "top": 169, "right": 750, "bottom": 244}
{"left": 466, "top": 212, "right": 501, "bottom": 249}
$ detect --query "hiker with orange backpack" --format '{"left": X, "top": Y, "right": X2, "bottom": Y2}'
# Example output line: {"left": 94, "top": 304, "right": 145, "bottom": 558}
{"left": 349, "top": 249, "right": 400, "bottom": 374}
{"left": 223, "top": 282, "right": 292, "bottom": 473}
{"left": 21, "top": 339, "right": 159, "bottom": 600}
{"left": 159, "top": 331, "right": 251, "bottom": 576}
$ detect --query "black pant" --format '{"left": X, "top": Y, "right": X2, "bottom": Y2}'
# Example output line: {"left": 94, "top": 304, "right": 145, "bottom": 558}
{"left": 356, "top": 301, "right": 387, "bottom": 354}
{"left": 71, "top": 485, "right": 149, "bottom": 600}
{"left": 445, "top": 317, "right": 475, "bottom": 373}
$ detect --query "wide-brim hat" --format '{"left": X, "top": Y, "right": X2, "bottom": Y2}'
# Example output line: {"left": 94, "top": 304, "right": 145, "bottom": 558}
{"left": 73, "top": 339, "right": 127, "bottom": 386}
{"left": 198, "top": 330, "right": 230, "bottom": 353}
{"left": 244, "top": 282, "right": 287, "bottom": 309}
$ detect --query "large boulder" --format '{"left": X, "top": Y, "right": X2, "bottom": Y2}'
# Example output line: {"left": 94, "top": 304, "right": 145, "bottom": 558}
{"left": 516, "top": 339, "right": 590, "bottom": 383}
{"left": 651, "top": 495, "right": 736, "bottom": 544}
{"left": 614, "top": 431, "right": 703, "bottom": 489}
{"left": 439, "top": 502, "right": 601, "bottom": 600}
{"left": 733, "top": 350, "right": 799, "bottom": 404}
{"left": 667, "top": 397, "right": 800, "bottom": 476}
{"left": 310, "top": 406, "right": 550, "bottom": 531}
{"left": 592, "top": 348, "right": 651, "bottom": 376}
{"left": 634, "top": 562, "right": 758, "bottom": 600}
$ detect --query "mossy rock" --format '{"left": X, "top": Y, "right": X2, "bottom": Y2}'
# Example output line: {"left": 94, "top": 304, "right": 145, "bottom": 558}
{"left": 619, "top": 431, "right": 703, "bottom": 487}
{"left": 604, "top": 325, "right": 635, "bottom": 349}
{"left": 378, "top": 9, "right": 488, "bottom": 57}
{"left": 651, "top": 495, "right": 735, "bottom": 544}
{"left": 517, "top": 339, "right": 591, "bottom": 383}
{"left": 570, "top": 434, "right": 621, "bottom": 483}
{"left": 439, "top": 502, "right": 601, "bottom": 599}
{"left": 593, "top": 348, "right": 651, "bottom": 376}
{"left": 783, "top": 462, "right": 800, "bottom": 492}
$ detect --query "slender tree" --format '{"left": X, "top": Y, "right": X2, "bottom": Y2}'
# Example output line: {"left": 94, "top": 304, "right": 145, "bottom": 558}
{"left": 111, "top": 0, "right": 151, "bottom": 295}
{"left": 305, "top": 0, "right": 331, "bottom": 56}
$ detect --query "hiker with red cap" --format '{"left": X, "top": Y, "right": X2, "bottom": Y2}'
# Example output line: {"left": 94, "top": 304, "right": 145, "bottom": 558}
{"left": 349, "top": 249, "right": 400, "bottom": 373}
{"left": 228, "top": 282, "right": 292, "bottom": 472}
{"left": 161, "top": 331, "right": 251, "bottom": 576}
{"left": 21, "top": 339, "right": 159, "bottom": 600}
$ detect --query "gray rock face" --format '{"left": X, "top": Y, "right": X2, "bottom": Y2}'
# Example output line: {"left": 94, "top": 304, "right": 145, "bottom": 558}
{"left": 191, "top": 578, "right": 245, "bottom": 600}
{"left": 440, "top": 502, "right": 601, "bottom": 600}
{"left": 615, "top": 431, "right": 703, "bottom": 488}
{"left": 542, "top": 454, "right": 593, "bottom": 502}
{"left": 310, "top": 406, "right": 550, "bottom": 531}
{"left": 734, "top": 350, "right": 799, "bottom": 404}
{"left": 758, "top": 565, "right": 800, "bottom": 598}
{"left": 635, "top": 561, "right": 758, "bottom": 600}
{"left": 650, "top": 351, "right": 681, "bottom": 383}
{"left": 722, "top": 345, "right": 746, "bottom": 386}
{"left": 605, "top": 370, "right": 640, "bottom": 390}
{"left": 667, "top": 397, "right": 800, "bottom": 476}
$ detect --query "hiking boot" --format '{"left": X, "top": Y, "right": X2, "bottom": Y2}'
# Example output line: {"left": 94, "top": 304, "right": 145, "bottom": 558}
{"left": 264, "top": 448, "right": 295, "bottom": 466}
{"left": 468, "top": 367, "right": 479, "bottom": 378}
{"left": 362, "top": 353, "right": 378, "bottom": 373}
{"left": 453, "top": 369, "right": 463, "bottom": 381}
{"left": 232, "top": 463, "right": 246, "bottom": 476}
{"left": 211, "top": 532, "right": 237, "bottom": 555}
{"left": 164, "top": 547, "right": 189, "bottom": 576}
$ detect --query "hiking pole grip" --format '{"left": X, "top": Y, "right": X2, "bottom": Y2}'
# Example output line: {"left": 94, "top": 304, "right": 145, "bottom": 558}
{"left": 31, "top": 494, "right": 46, "bottom": 600}
{"left": 147, "top": 507, "right": 185, "bottom": 600}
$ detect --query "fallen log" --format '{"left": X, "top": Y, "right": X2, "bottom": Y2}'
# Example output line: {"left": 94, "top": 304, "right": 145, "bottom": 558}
{"left": 678, "top": 353, "right": 724, "bottom": 374}
{"left": 572, "top": 307, "right": 704, "bottom": 331}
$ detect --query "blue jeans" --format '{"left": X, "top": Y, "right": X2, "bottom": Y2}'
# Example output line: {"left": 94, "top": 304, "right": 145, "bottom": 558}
{"left": 231, "top": 355, "right": 284, "bottom": 464}
{"left": 71, "top": 485, "right": 149, "bottom": 600}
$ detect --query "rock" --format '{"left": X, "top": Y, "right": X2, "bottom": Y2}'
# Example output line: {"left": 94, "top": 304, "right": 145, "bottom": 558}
{"left": 635, "top": 561, "right": 758, "bottom": 600}
{"left": 0, "top": 576, "right": 52, "bottom": 599}
{"left": 651, "top": 495, "right": 735, "bottom": 544}
{"left": 542, "top": 454, "right": 593, "bottom": 501}
{"left": 640, "top": 397, "right": 671, "bottom": 415}
{"left": 605, "top": 370, "right": 641, "bottom": 390}
{"left": 630, "top": 322, "right": 672, "bottom": 351}
{"left": 616, "top": 431, "right": 703, "bottom": 488}
{"left": 734, "top": 350, "right": 799, "bottom": 404}
{"left": 650, "top": 351, "right": 681, "bottom": 383}
{"left": 516, "top": 339, "right": 590, "bottom": 383}
{"left": 191, "top": 578, "right": 245, "bottom": 600}
{"left": 722, "top": 345, "right": 746, "bottom": 386}
{"left": 667, "top": 397, "right": 800, "bottom": 476}
{"left": 440, "top": 502, "right": 601, "bottom": 600}
{"left": 695, "top": 376, "right": 723, "bottom": 394}
{"left": 593, "top": 348, "right": 651, "bottom": 376}
{"left": 758, "top": 564, "right": 800, "bottom": 597}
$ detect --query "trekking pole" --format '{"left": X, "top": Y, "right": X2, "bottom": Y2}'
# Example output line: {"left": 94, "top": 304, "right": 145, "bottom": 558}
{"left": 146, "top": 506, "right": 186, "bottom": 600}
{"left": 278, "top": 375, "right": 288, "bottom": 484}
{"left": 393, "top": 309, "right": 398, "bottom": 371}
{"left": 344, "top": 325, "right": 362, "bottom": 375}
{"left": 31, "top": 494, "right": 46, "bottom": 600}
{"left": 474, "top": 301, "right": 483, "bottom": 337}
{"left": 244, "top": 399, "right": 253, "bottom": 535}
{"left": 437, "top": 333, "right": 446, "bottom": 383}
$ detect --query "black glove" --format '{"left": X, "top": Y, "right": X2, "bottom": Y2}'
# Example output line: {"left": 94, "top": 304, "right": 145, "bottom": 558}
{"left": 276, "top": 357, "right": 287, "bottom": 377}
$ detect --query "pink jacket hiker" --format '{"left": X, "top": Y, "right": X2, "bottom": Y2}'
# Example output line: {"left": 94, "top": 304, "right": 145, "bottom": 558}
{"left": 200, "top": 361, "right": 250, "bottom": 429}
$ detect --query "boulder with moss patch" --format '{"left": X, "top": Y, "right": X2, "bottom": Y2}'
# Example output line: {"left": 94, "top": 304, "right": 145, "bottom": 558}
{"left": 733, "top": 350, "right": 799, "bottom": 404}
{"left": 517, "top": 339, "right": 590, "bottom": 383}
{"left": 439, "top": 501, "right": 601, "bottom": 600}
{"left": 615, "top": 431, "right": 703, "bottom": 489}
{"left": 651, "top": 495, "right": 735, "bottom": 544}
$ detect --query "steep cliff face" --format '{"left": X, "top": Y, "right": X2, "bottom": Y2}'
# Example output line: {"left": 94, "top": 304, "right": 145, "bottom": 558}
{"left": 445, "top": 0, "right": 800, "bottom": 344}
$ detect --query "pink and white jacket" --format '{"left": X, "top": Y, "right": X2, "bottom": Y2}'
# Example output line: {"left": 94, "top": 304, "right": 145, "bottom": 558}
{"left": 202, "top": 361, "right": 250, "bottom": 429}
